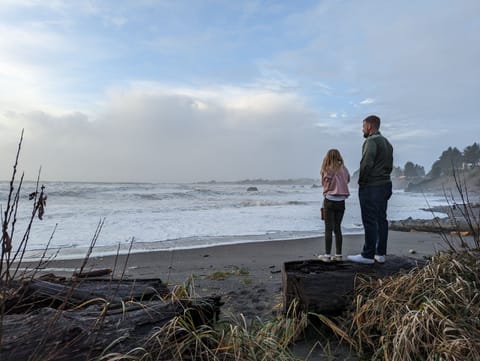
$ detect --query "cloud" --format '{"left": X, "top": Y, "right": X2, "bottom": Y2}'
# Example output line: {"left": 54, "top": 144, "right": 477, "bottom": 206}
{"left": 1, "top": 83, "right": 354, "bottom": 182}
{"left": 2, "top": 77, "right": 463, "bottom": 183}
{"left": 359, "top": 98, "right": 375, "bottom": 105}
{"left": 274, "top": 1, "right": 480, "bottom": 117}
{"left": 0, "top": 22, "right": 82, "bottom": 114}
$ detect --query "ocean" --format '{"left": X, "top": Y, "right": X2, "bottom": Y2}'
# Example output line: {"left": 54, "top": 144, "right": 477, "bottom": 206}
{"left": 0, "top": 181, "right": 447, "bottom": 260}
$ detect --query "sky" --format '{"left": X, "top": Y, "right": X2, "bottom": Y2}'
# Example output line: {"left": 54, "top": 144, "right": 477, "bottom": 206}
{"left": 0, "top": 0, "right": 479, "bottom": 183}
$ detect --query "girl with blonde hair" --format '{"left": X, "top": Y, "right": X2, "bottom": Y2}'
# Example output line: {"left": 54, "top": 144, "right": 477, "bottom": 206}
{"left": 319, "top": 149, "right": 350, "bottom": 262}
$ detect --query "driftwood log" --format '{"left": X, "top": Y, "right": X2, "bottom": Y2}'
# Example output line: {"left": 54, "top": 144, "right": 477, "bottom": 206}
{"left": 72, "top": 268, "right": 113, "bottom": 278}
{"left": 282, "top": 255, "right": 424, "bottom": 315}
{"left": 5, "top": 277, "right": 170, "bottom": 313}
{"left": 1, "top": 297, "right": 222, "bottom": 361}
{"left": 1, "top": 276, "right": 222, "bottom": 361}
{"left": 390, "top": 216, "right": 479, "bottom": 234}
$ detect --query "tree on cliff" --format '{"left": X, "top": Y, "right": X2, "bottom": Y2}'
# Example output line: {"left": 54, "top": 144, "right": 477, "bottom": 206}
{"left": 404, "top": 162, "right": 425, "bottom": 178}
{"left": 429, "top": 146, "right": 463, "bottom": 176}
{"left": 463, "top": 142, "right": 480, "bottom": 166}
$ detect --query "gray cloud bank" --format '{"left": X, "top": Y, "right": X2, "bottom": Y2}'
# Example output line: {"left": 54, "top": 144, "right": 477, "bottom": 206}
{"left": 1, "top": 68, "right": 479, "bottom": 183}
{"left": 0, "top": 86, "right": 361, "bottom": 182}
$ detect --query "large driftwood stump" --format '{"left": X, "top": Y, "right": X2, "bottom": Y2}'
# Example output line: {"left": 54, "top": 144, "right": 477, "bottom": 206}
{"left": 282, "top": 255, "right": 424, "bottom": 315}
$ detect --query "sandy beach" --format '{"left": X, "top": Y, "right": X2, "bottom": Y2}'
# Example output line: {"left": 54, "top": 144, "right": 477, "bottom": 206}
{"left": 35, "top": 231, "right": 447, "bottom": 321}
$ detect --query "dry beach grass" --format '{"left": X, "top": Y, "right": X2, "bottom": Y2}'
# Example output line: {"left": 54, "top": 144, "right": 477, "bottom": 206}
{"left": 342, "top": 250, "right": 480, "bottom": 360}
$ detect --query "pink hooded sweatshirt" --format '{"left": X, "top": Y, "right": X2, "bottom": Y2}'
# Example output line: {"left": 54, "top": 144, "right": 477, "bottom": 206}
{"left": 321, "top": 166, "right": 350, "bottom": 197}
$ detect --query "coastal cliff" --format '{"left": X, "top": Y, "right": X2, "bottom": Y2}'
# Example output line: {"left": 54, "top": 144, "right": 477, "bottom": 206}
{"left": 391, "top": 168, "right": 480, "bottom": 234}
{"left": 404, "top": 167, "right": 480, "bottom": 195}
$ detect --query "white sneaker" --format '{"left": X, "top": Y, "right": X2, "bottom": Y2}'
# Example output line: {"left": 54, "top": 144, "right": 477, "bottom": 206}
{"left": 347, "top": 254, "right": 375, "bottom": 264}
{"left": 318, "top": 254, "right": 332, "bottom": 262}
{"left": 332, "top": 254, "right": 343, "bottom": 261}
{"left": 374, "top": 255, "right": 386, "bottom": 263}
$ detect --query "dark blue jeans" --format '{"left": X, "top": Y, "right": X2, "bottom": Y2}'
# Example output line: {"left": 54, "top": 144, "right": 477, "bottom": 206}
{"left": 359, "top": 182, "right": 392, "bottom": 259}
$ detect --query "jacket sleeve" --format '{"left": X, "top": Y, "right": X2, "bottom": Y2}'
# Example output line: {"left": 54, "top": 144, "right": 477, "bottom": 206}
{"left": 359, "top": 139, "right": 377, "bottom": 186}
{"left": 321, "top": 171, "right": 332, "bottom": 193}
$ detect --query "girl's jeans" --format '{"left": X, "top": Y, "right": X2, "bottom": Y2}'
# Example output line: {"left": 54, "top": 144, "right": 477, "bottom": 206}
{"left": 323, "top": 198, "right": 345, "bottom": 255}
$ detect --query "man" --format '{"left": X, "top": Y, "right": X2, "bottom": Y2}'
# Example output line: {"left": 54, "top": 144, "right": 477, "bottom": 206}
{"left": 348, "top": 115, "right": 393, "bottom": 264}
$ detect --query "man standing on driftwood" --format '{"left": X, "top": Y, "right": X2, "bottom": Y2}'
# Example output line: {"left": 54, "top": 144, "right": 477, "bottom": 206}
{"left": 348, "top": 115, "right": 393, "bottom": 264}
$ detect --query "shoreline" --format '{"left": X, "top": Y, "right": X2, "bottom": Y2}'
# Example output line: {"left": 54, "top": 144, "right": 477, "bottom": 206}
{"left": 22, "top": 231, "right": 353, "bottom": 261}
{"left": 22, "top": 211, "right": 449, "bottom": 262}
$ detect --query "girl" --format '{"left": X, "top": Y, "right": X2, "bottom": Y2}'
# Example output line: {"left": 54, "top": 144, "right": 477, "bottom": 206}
{"left": 319, "top": 149, "right": 350, "bottom": 262}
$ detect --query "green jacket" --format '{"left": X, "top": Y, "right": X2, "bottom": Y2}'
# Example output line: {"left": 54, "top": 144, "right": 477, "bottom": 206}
{"left": 358, "top": 132, "right": 393, "bottom": 187}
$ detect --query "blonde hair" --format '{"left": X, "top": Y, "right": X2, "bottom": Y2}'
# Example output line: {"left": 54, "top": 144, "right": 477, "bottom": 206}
{"left": 321, "top": 149, "right": 344, "bottom": 174}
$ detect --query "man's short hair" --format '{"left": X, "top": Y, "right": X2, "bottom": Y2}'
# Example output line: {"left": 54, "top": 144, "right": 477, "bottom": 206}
{"left": 363, "top": 115, "right": 381, "bottom": 129}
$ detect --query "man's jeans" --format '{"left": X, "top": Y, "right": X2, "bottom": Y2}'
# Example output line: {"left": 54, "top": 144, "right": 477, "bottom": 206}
{"left": 359, "top": 182, "right": 393, "bottom": 259}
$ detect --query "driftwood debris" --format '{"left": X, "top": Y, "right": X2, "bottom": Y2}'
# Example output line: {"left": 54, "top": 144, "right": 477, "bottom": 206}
{"left": 1, "top": 276, "right": 222, "bottom": 361}
{"left": 72, "top": 268, "right": 113, "bottom": 278}
{"left": 1, "top": 297, "right": 221, "bottom": 361}
{"left": 5, "top": 277, "right": 170, "bottom": 313}
{"left": 282, "top": 255, "right": 424, "bottom": 315}
{"left": 390, "top": 215, "right": 480, "bottom": 234}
